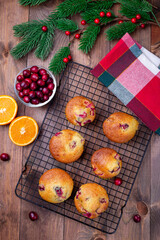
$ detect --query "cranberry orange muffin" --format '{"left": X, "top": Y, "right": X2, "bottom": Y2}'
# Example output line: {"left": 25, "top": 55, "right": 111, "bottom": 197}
{"left": 74, "top": 183, "right": 109, "bottom": 219}
{"left": 103, "top": 112, "right": 139, "bottom": 143}
{"left": 91, "top": 148, "right": 122, "bottom": 179}
{"left": 49, "top": 129, "right": 85, "bottom": 163}
{"left": 38, "top": 168, "right": 74, "bottom": 203}
{"left": 65, "top": 96, "right": 96, "bottom": 126}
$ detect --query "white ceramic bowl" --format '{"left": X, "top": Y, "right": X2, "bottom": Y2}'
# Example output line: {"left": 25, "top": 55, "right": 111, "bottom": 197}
{"left": 14, "top": 66, "right": 57, "bottom": 107}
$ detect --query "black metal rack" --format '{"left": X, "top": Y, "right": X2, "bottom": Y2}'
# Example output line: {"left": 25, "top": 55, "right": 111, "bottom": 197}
{"left": 15, "top": 62, "right": 152, "bottom": 234}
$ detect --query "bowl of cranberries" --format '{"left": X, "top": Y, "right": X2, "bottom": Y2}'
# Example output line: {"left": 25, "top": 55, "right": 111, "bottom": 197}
{"left": 14, "top": 66, "right": 56, "bottom": 107}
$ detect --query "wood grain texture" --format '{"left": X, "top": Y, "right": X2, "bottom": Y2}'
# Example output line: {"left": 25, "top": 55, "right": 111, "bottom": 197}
{"left": 0, "top": 0, "right": 160, "bottom": 239}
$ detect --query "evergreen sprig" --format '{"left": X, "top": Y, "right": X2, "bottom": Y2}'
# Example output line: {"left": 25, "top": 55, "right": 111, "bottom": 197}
{"left": 81, "top": 9, "right": 115, "bottom": 24}
{"left": 19, "top": 0, "right": 47, "bottom": 6}
{"left": 116, "top": 0, "right": 152, "bottom": 13}
{"left": 87, "top": 0, "right": 114, "bottom": 10}
{"left": 106, "top": 21, "right": 137, "bottom": 40}
{"left": 120, "top": 5, "right": 152, "bottom": 21}
{"left": 49, "top": 46, "right": 70, "bottom": 75}
{"left": 55, "top": 19, "right": 79, "bottom": 32}
{"left": 79, "top": 25, "right": 101, "bottom": 53}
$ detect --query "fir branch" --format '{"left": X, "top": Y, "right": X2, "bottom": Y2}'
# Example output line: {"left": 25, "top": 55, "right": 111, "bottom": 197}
{"left": 49, "top": 46, "right": 70, "bottom": 75}
{"left": 81, "top": 9, "right": 115, "bottom": 24}
{"left": 120, "top": 5, "right": 152, "bottom": 21}
{"left": 55, "top": 19, "right": 79, "bottom": 32}
{"left": 106, "top": 21, "right": 137, "bottom": 40}
{"left": 87, "top": 0, "right": 114, "bottom": 10}
{"left": 116, "top": 0, "right": 152, "bottom": 13}
{"left": 19, "top": 0, "right": 47, "bottom": 6}
{"left": 79, "top": 24, "right": 101, "bottom": 53}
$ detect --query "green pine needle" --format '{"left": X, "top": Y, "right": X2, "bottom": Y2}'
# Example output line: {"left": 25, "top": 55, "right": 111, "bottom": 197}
{"left": 79, "top": 25, "right": 101, "bottom": 53}
{"left": 87, "top": 0, "right": 114, "bottom": 10}
{"left": 55, "top": 19, "right": 79, "bottom": 32}
{"left": 49, "top": 46, "right": 70, "bottom": 75}
{"left": 19, "top": 0, "right": 47, "bottom": 6}
{"left": 106, "top": 21, "right": 137, "bottom": 40}
{"left": 116, "top": 0, "right": 152, "bottom": 13}
{"left": 81, "top": 9, "right": 115, "bottom": 24}
{"left": 120, "top": 5, "right": 152, "bottom": 21}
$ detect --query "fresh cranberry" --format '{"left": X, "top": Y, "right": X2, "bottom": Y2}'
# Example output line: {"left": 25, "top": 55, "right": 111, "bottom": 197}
{"left": 42, "top": 26, "right": 48, "bottom": 32}
{"left": 43, "top": 95, "right": 49, "bottom": 101}
{"left": 94, "top": 18, "right": 100, "bottom": 24}
{"left": 0, "top": 153, "right": 10, "bottom": 161}
{"left": 114, "top": 177, "right": 122, "bottom": 186}
{"left": 118, "top": 20, "right": 123, "bottom": 24}
{"left": 16, "top": 83, "right": 23, "bottom": 91}
{"left": 39, "top": 69, "right": 47, "bottom": 75}
{"left": 68, "top": 55, "right": 72, "bottom": 60}
{"left": 19, "top": 91, "right": 24, "bottom": 98}
{"left": 106, "top": 12, "right": 112, "bottom": 17}
{"left": 17, "top": 75, "right": 24, "bottom": 82}
{"left": 46, "top": 77, "right": 53, "bottom": 85}
{"left": 100, "top": 11, "right": 105, "bottom": 17}
{"left": 30, "top": 82, "right": 38, "bottom": 91}
{"left": 141, "top": 23, "right": 145, "bottom": 28}
{"left": 23, "top": 96, "right": 30, "bottom": 103}
{"left": 133, "top": 214, "right": 141, "bottom": 223}
{"left": 81, "top": 20, "right": 86, "bottom": 25}
{"left": 31, "top": 66, "right": 39, "bottom": 73}
{"left": 29, "top": 91, "right": 36, "bottom": 99}
{"left": 47, "top": 83, "right": 54, "bottom": 90}
{"left": 136, "top": 14, "right": 141, "bottom": 20}
{"left": 31, "top": 73, "right": 39, "bottom": 81}
{"left": 31, "top": 98, "right": 40, "bottom": 105}
{"left": 25, "top": 78, "right": 32, "bottom": 85}
{"left": 42, "top": 74, "right": 49, "bottom": 81}
{"left": 20, "top": 81, "right": 29, "bottom": 89}
{"left": 23, "top": 88, "right": 30, "bottom": 96}
{"left": 29, "top": 211, "right": 38, "bottom": 221}
{"left": 39, "top": 87, "right": 43, "bottom": 91}
{"left": 48, "top": 90, "right": 53, "bottom": 96}
{"left": 37, "top": 79, "right": 45, "bottom": 87}
{"left": 42, "top": 87, "right": 49, "bottom": 95}
{"left": 63, "top": 58, "right": 69, "bottom": 63}
{"left": 36, "top": 91, "right": 43, "bottom": 99}
{"left": 131, "top": 18, "right": 137, "bottom": 23}
{"left": 23, "top": 69, "right": 31, "bottom": 77}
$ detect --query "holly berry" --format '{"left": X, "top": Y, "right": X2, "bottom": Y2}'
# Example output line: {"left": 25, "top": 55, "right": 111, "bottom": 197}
{"left": 118, "top": 20, "right": 123, "bottom": 24}
{"left": 63, "top": 57, "right": 69, "bottom": 63}
{"left": 114, "top": 177, "right": 122, "bottom": 186}
{"left": 100, "top": 11, "right": 105, "bottom": 17}
{"left": 136, "top": 14, "right": 141, "bottom": 20}
{"left": 81, "top": 20, "right": 86, "bottom": 25}
{"left": 133, "top": 214, "right": 141, "bottom": 223}
{"left": 0, "top": 153, "right": 10, "bottom": 161}
{"left": 42, "top": 26, "right": 48, "bottom": 32}
{"left": 75, "top": 33, "right": 80, "bottom": 39}
{"left": 106, "top": 12, "right": 112, "bottom": 18}
{"left": 141, "top": 23, "right": 145, "bottom": 28}
{"left": 65, "top": 31, "right": 71, "bottom": 36}
{"left": 29, "top": 211, "right": 38, "bottom": 221}
{"left": 94, "top": 18, "right": 100, "bottom": 24}
{"left": 131, "top": 18, "right": 137, "bottom": 23}
{"left": 68, "top": 55, "right": 72, "bottom": 60}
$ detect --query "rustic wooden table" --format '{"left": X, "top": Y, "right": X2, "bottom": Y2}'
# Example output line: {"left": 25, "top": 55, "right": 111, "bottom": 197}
{"left": 1, "top": 1, "right": 160, "bottom": 240}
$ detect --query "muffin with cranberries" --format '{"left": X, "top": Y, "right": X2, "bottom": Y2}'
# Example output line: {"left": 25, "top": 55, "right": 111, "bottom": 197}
{"left": 38, "top": 168, "right": 74, "bottom": 203}
{"left": 65, "top": 96, "right": 96, "bottom": 126}
{"left": 91, "top": 148, "right": 122, "bottom": 179}
{"left": 49, "top": 129, "right": 85, "bottom": 163}
{"left": 103, "top": 112, "right": 139, "bottom": 143}
{"left": 74, "top": 183, "right": 109, "bottom": 219}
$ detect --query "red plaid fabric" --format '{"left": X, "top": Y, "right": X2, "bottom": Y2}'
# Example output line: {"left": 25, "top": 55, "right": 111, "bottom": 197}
{"left": 91, "top": 33, "right": 160, "bottom": 135}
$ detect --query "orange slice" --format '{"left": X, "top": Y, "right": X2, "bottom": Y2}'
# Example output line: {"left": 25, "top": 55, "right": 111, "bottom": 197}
{"left": 9, "top": 116, "right": 38, "bottom": 146}
{"left": 0, "top": 95, "right": 18, "bottom": 125}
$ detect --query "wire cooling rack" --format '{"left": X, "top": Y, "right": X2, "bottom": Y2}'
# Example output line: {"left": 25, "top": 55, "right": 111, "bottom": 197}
{"left": 15, "top": 62, "right": 152, "bottom": 234}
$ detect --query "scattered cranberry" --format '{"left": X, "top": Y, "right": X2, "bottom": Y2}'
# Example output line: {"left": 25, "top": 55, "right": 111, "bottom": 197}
{"left": 31, "top": 98, "right": 40, "bottom": 105}
{"left": 141, "top": 23, "right": 145, "bottom": 28}
{"left": 31, "top": 66, "right": 39, "bottom": 73}
{"left": 118, "top": 20, "right": 123, "bottom": 24}
{"left": 29, "top": 211, "right": 38, "bottom": 221}
{"left": 20, "top": 81, "right": 29, "bottom": 89}
{"left": 0, "top": 153, "right": 10, "bottom": 161}
{"left": 46, "top": 77, "right": 53, "bottom": 85}
{"left": 37, "top": 79, "right": 45, "bottom": 87}
{"left": 36, "top": 91, "right": 43, "bottom": 99}
{"left": 43, "top": 95, "right": 49, "bottom": 101}
{"left": 47, "top": 83, "right": 54, "bottom": 90}
{"left": 114, "top": 177, "right": 122, "bottom": 186}
{"left": 23, "top": 88, "right": 30, "bottom": 96}
{"left": 23, "top": 96, "right": 30, "bottom": 103}
{"left": 65, "top": 31, "right": 71, "bottom": 36}
{"left": 16, "top": 83, "right": 23, "bottom": 91}
{"left": 42, "top": 87, "right": 49, "bottom": 95}
{"left": 42, "top": 74, "right": 49, "bottom": 81}
{"left": 75, "top": 34, "right": 80, "bottom": 39}
{"left": 94, "top": 18, "right": 100, "bottom": 24}
{"left": 131, "top": 18, "right": 137, "bottom": 23}
{"left": 100, "top": 11, "right": 105, "bottom": 17}
{"left": 41, "top": 26, "right": 48, "bottom": 32}
{"left": 81, "top": 20, "right": 86, "bottom": 25}
{"left": 136, "top": 14, "right": 141, "bottom": 20}
{"left": 39, "top": 69, "right": 47, "bottom": 75}
{"left": 68, "top": 55, "right": 72, "bottom": 60}
{"left": 17, "top": 75, "right": 24, "bottom": 82}
{"left": 133, "top": 214, "right": 141, "bottom": 223}
{"left": 106, "top": 12, "right": 112, "bottom": 17}
{"left": 23, "top": 69, "right": 30, "bottom": 77}
{"left": 29, "top": 91, "right": 36, "bottom": 99}
{"left": 30, "top": 82, "right": 38, "bottom": 91}
{"left": 31, "top": 73, "right": 39, "bottom": 81}
{"left": 63, "top": 57, "right": 69, "bottom": 63}
{"left": 25, "top": 78, "right": 32, "bottom": 85}
{"left": 19, "top": 91, "right": 24, "bottom": 98}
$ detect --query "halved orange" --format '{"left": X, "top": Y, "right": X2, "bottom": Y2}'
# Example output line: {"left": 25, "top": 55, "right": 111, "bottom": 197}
{"left": 9, "top": 116, "right": 39, "bottom": 146}
{"left": 0, "top": 95, "right": 18, "bottom": 125}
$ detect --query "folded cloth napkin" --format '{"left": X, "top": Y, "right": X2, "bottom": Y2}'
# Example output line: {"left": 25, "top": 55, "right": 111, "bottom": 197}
{"left": 91, "top": 33, "right": 160, "bottom": 135}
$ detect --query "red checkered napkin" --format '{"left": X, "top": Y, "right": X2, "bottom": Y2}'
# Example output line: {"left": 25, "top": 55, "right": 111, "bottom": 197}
{"left": 91, "top": 33, "right": 160, "bottom": 135}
